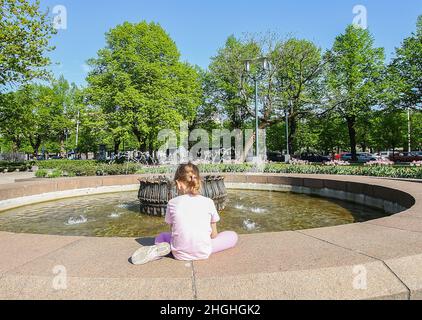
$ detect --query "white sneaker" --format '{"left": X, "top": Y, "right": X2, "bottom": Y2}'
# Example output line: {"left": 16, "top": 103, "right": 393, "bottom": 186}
{"left": 131, "top": 243, "right": 171, "bottom": 265}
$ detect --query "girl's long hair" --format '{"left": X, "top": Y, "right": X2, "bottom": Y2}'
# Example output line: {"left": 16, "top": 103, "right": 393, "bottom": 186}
{"left": 174, "top": 163, "right": 202, "bottom": 195}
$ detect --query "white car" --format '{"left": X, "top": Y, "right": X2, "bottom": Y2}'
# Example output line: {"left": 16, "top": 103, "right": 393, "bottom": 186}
{"left": 341, "top": 152, "right": 377, "bottom": 163}
{"left": 378, "top": 151, "right": 399, "bottom": 160}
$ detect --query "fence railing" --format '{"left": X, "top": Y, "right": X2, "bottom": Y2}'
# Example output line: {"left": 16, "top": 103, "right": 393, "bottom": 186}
{"left": 0, "top": 153, "right": 26, "bottom": 162}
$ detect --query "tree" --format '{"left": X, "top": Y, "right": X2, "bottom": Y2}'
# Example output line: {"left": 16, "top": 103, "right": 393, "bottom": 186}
{"left": 0, "top": 91, "right": 27, "bottom": 151}
{"left": 386, "top": 15, "right": 422, "bottom": 110}
{"left": 411, "top": 110, "right": 422, "bottom": 150}
{"left": 208, "top": 35, "right": 260, "bottom": 131}
{"left": 189, "top": 67, "right": 221, "bottom": 133}
{"left": 86, "top": 21, "right": 202, "bottom": 154}
{"left": 210, "top": 35, "right": 324, "bottom": 160}
{"left": 272, "top": 38, "right": 325, "bottom": 155}
{"left": 50, "top": 76, "right": 77, "bottom": 157}
{"left": 0, "top": 0, "right": 56, "bottom": 90}
{"left": 325, "top": 25, "right": 385, "bottom": 161}
{"left": 0, "top": 79, "right": 72, "bottom": 157}
{"left": 371, "top": 109, "right": 407, "bottom": 153}
{"left": 316, "top": 113, "right": 349, "bottom": 155}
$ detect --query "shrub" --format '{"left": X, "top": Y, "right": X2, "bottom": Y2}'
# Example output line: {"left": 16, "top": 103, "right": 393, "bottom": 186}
{"left": 35, "top": 169, "right": 49, "bottom": 178}
{"left": 0, "top": 161, "right": 31, "bottom": 173}
{"left": 47, "top": 169, "right": 62, "bottom": 178}
{"left": 32, "top": 160, "right": 422, "bottom": 180}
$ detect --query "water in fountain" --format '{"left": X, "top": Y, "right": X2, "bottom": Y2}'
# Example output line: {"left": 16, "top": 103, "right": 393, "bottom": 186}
{"left": 0, "top": 190, "right": 391, "bottom": 237}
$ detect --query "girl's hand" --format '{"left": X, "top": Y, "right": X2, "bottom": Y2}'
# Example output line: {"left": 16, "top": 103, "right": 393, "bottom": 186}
{"left": 211, "top": 223, "right": 218, "bottom": 239}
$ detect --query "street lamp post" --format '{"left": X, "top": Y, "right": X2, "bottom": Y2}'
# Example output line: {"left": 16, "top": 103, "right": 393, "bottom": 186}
{"left": 285, "top": 105, "right": 290, "bottom": 163}
{"left": 408, "top": 107, "right": 411, "bottom": 152}
{"left": 75, "top": 109, "right": 80, "bottom": 159}
{"left": 243, "top": 57, "right": 269, "bottom": 161}
{"left": 254, "top": 78, "right": 259, "bottom": 158}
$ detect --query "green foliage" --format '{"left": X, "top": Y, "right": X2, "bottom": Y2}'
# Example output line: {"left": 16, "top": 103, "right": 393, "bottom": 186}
{"left": 208, "top": 35, "right": 260, "bottom": 130}
{"left": 35, "top": 169, "right": 48, "bottom": 178}
{"left": 266, "top": 122, "right": 286, "bottom": 153}
{"left": 0, "top": 0, "right": 56, "bottom": 89}
{"left": 1, "top": 18, "right": 422, "bottom": 162}
{"left": 263, "top": 163, "right": 422, "bottom": 179}
{"left": 272, "top": 38, "right": 325, "bottom": 154}
{"left": 0, "top": 77, "right": 75, "bottom": 155}
{"left": 190, "top": 67, "right": 221, "bottom": 132}
{"left": 0, "top": 90, "right": 28, "bottom": 151}
{"left": 86, "top": 21, "right": 202, "bottom": 152}
{"left": 34, "top": 160, "right": 422, "bottom": 179}
{"left": 198, "top": 163, "right": 254, "bottom": 173}
{"left": 386, "top": 14, "right": 422, "bottom": 110}
{"left": 0, "top": 161, "right": 29, "bottom": 172}
{"left": 208, "top": 35, "right": 326, "bottom": 157}
{"left": 36, "top": 160, "right": 142, "bottom": 176}
{"left": 370, "top": 109, "right": 407, "bottom": 151}
{"left": 326, "top": 25, "right": 385, "bottom": 159}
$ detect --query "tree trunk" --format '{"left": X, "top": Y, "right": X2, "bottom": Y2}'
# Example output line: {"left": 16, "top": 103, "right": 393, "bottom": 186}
{"left": 30, "top": 136, "right": 41, "bottom": 158}
{"left": 346, "top": 116, "right": 358, "bottom": 162}
{"left": 288, "top": 115, "right": 297, "bottom": 156}
{"left": 60, "top": 137, "right": 66, "bottom": 158}
{"left": 132, "top": 128, "right": 147, "bottom": 152}
{"left": 148, "top": 131, "right": 155, "bottom": 156}
{"left": 12, "top": 139, "right": 21, "bottom": 154}
{"left": 114, "top": 139, "right": 121, "bottom": 155}
{"left": 239, "top": 124, "right": 268, "bottom": 163}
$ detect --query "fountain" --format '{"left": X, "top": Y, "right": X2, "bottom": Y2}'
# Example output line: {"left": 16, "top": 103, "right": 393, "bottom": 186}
{"left": 137, "top": 175, "right": 228, "bottom": 217}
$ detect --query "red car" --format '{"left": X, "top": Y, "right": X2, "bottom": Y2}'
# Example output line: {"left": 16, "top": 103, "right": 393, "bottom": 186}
{"left": 335, "top": 153, "right": 348, "bottom": 160}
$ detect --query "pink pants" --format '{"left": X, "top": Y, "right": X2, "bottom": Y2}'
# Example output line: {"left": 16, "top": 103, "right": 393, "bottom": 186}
{"left": 155, "top": 231, "right": 238, "bottom": 255}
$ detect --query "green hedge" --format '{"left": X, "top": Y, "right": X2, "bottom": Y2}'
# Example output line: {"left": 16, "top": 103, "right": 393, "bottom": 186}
{"left": 36, "top": 160, "right": 143, "bottom": 177}
{"left": 263, "top": 163, "right": 422, "bottom": 179}
{"left": 34, "top": 160, "right": 422, "bottom": 179}
{"left": 0, "top": 161, "right": 32, "bottom": 173}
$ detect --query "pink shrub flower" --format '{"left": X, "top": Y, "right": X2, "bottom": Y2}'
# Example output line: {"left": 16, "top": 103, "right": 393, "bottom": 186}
{"left": 324, "top": 160, "right": 350, "bottom": 166}
{"left": 411, "top": 161, "right": 422, "bottom": 167}
{"left": 289, "top": 159, "right": 310, "bottom": 166}
{"left": 365, "top": 159, "right": 395, "bottom": 166}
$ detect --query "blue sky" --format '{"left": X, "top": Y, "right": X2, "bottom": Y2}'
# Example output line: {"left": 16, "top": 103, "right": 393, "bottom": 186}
{"left": 40, "top": 0, "right": 422, "bottom": 86}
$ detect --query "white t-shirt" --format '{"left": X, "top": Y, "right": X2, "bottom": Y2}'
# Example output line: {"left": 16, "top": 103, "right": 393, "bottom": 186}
{"left": 165, "top": 194, "right": 220, "bottom": 261}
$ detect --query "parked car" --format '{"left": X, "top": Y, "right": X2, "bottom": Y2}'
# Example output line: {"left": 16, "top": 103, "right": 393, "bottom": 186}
{"left": 378, "top": 151, "right": 400, "bottom": 160}
{"left": 267, "top": 151, "right": 285, "bottom": 163}
{"left": 341, "top": 152, "right": 376, "bottom": 163}
{"left": 389, "top": 152, "right": 422, "bottom": 163}
{"left": 335, "top": 152, "right": 348, "bottom": 160}
{"left": 299, "top": 152, "right": 331, "bottom": 163}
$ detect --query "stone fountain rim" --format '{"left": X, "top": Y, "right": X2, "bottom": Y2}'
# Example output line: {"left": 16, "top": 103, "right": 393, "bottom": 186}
{"left": 0, "top": 174, "right": 421, "bottom": 299}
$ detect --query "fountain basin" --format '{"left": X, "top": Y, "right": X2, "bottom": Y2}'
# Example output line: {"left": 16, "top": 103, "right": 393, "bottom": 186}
{"left": 0, "top": 174, "right": 421, "bottom": 300}
{"left": 138, "top": 175, "right": 228, "bottom": 216}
